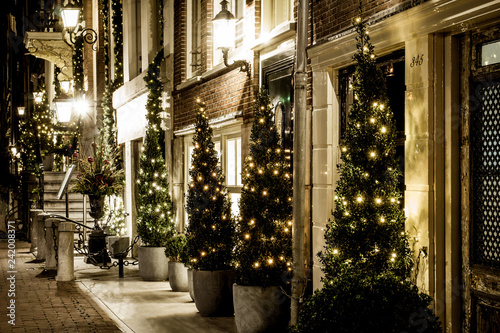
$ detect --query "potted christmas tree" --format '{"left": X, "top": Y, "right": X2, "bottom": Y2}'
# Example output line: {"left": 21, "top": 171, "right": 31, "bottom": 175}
{"left": 164, "top": 233, "right": 189, "bottom": 292}
{"left": 233, "top": 89, "right": 293, "bottom": 332}
{"left": 136, "top": 49, "right": 176, "bottom": 281}
{"left": 292, "top": 20, "right": 441, "bottom": 333}
{"left": 185, "top": 100, "right": 235, "bottom": 316}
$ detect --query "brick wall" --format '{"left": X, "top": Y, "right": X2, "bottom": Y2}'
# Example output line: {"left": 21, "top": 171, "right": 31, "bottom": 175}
{"left": 173, "top": 69, "right": 254, "bottom": 131}
{"left": 173, "top": 0, "right": 255, "bottom": 132}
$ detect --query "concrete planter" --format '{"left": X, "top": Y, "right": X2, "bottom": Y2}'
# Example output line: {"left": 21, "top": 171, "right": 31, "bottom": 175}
{"left": 107, "top": 236, "right": 130, "bottom": 257}
{"left": 233, "top": 285, "right": 290, "bottom": 333}
{"left": 188, "top": 268, "right": 195, "bottom": 301}
{"left": 138, "top": 246, "right": 169, "bottom": 281}
{"left": 193, "top": 269, "right": 235, "bottom": 317}
{"left": 168, "top": 261, "right": 189, "bottom": 292}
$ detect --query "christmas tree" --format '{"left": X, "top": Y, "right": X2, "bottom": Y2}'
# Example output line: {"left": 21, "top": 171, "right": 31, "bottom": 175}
{"left": 136, "top": 49, "right": 175, "bottom": 247}
{"left": 185, "top": 100, "right": 234, "bottom": 270}
{"left": 293, "top": 21, "right": 441, "bottom": 333}
{"left": 234, "top": 89, "right": 292, "bottom": 286}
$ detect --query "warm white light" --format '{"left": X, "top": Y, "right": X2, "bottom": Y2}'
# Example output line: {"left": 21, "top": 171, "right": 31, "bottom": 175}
{"left": 54, "top": 98, "right": 73, "bottom": 123}
{"left": 61, "top": 6, "right": 80, "bottom": 29}
{"left": 17, "top": 107, "right": 25, "bottom": 116}
{"left": 212, "top": 0, "right": 236, "bottom": 50}
{"left": 33, "top": 92, "right": 43, "bottom": 103}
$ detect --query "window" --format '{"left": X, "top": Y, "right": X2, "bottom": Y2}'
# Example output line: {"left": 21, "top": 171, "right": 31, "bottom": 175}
{"left": 187, "top": 0, "right": 202, "bottom": 77}
{"left": 262, "top": 0, "right": 292, "bottom": 35}
{"left": 213, "top": 0, "right": 244, "bottom": 65}
{"left": 481, "top": 40, "right": 500, "bottom": 66}
{"left": 225, "top": 136, "right": 242, "bottom": 215}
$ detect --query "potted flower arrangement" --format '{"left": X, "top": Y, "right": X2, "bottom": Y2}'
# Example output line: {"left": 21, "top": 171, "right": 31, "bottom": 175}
{"left": 72, "top": 138, "right": 124, "bottom": 225}
{"left": 164, "top": 233, "right": 189, "bottom": 292}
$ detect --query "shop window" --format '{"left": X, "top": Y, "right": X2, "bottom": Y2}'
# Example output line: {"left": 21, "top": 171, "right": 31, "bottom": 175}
{"left": 339, "top": 50, "right": 406, "bottom": 192}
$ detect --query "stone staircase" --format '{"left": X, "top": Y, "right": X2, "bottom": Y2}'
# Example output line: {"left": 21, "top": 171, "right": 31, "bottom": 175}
{"left": 42, "top": 171, "right": 93, "bottom": 229}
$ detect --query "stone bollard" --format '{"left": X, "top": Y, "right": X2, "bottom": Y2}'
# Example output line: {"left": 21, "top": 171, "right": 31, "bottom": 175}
{"left": 34, "top": 211, "right": 46, "bottom": 260}
{"left": 56, "top": 222, "right": 76, "bottom": 281}
{"left": 44, "top": 218, "right": 60, "bottom": 271}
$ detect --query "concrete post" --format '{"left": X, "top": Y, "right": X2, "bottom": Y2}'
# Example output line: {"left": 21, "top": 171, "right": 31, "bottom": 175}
{"left": 44, "top": 218, "right": 60, "bottom": 271}
{"left": 56, "top": 222, "right": 76, "bottom": 281}
{"left": 34, "top": 212, "right": 46, "bottom": 260}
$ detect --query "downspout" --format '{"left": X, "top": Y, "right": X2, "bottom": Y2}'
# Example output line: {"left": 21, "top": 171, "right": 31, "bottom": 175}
{"left": 291, "top": 0, "right": 308, "bottom": 326}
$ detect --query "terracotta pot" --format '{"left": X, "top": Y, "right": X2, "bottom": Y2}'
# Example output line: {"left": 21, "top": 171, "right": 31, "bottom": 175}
{"left": 168, "top": 261, "right": 189, "bottom": 292}
{"left": 138, "top": 246, "right": 169, "bottom": 281}
{"left": 233, "top": 284, "right": 290, "bottom": 333}
{"left": 193, "top": 269, "right": 235, "bottom": 317}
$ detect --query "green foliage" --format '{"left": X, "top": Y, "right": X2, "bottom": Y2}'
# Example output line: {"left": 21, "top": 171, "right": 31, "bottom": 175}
{"left": 165, "top": 234, "right": 188, "bottom": 263}
{"left": 292, "top": 273, "right": 441, "bottom": 333}
{"left": 136, "top": 48, "right": 175, "bottom": 247}
{"left": 321, "top": 21, "right": 411, "bottom": 285}
{"left": 185, "top": 102, "right": 235, "bottom": 270}
{"left": 294, "top": 21, "right": 441, "bottom": 332}
{"left": 234, "top": 89, "right": 292, "bottom": 286}
{"left": 18, "top": 86, "right": 54, "bottom": 177}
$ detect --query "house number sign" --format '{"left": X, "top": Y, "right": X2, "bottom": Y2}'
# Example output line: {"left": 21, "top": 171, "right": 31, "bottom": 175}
{"left": 410, "top": 54, "right": 424, "bottom": 67}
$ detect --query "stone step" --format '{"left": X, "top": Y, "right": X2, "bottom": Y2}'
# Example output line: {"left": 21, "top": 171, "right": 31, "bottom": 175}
{"left": 44, "top": 191, "right": 86, "bottom": 201}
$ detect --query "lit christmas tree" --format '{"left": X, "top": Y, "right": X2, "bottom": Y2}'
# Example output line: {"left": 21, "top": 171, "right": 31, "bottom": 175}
{"left": 104, "top": 195, "right": 127, "bottom": 236}
{"left": 293, "top": 20, "right": 441, "bottom": 333}
{"left": 185, "top": 100, "right": 234, "bottom": 270}
{"left": 136, "top": 49, "right": 175, "bottom": 247}
{"left": 19, "top": 86, "right": 54, "bottom": 176}
{"left": 234, "top": 89, "right": 292, "bottom": 286}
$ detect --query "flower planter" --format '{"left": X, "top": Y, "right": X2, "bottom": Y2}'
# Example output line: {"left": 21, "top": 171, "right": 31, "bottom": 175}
{"left": 138, "top": 246, "right": 169, "bottom": 281}
{"left": 233, "top": 285, "right": 290, "bottom": 333}
{"left": 188, "top": 268, "right": 195, "bottom": 301}
{"left": 168, "top": 261, "right": 189, "bottom": 292}
{"left": 193, "top": 269, "right": 235, "bottom": 317}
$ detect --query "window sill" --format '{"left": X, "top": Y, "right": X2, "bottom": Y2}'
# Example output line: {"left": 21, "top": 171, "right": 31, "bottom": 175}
{"left": 252, "top": 21, "right": 297, "bottom": 51}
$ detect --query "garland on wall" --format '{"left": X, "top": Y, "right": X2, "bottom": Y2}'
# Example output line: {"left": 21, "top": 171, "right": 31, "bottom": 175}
{"left": 101, "top": 0, "right": 123, "bottom": 148}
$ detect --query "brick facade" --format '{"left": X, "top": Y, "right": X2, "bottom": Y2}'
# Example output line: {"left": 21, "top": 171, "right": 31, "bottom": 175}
{"left": 172, "top": 0, "right": 255, "bottom": 132}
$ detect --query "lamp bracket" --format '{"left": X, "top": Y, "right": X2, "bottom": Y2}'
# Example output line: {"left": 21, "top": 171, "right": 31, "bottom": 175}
{"left": 67, "top": 23, "right": 98, "bottom": 51}
{"left": 221, "top": 48, "right": 251, "bottom": 77}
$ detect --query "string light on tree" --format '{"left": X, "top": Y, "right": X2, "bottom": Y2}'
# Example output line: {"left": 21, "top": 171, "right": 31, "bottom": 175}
{"left": 234, "top": 89, "right": 293, "bottom": 288}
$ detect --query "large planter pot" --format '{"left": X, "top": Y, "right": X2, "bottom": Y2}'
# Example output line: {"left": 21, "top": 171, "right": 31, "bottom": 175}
{"left": 88, "top": 195, "right": 105, "bottom": 220}
{"left": 233, "top": 285, "right": 290, "bottom": 333}
{"left": 168, "top": 261, "right": 189, "bottom": 292}
{"left": 188, "top": 268, "right": 195, "bottom": 301}
{"left": 138, "top": 246, "right": 169, "bottom": 281}
{"left": 193, "top": 269, "right": 235, "bottom": 317}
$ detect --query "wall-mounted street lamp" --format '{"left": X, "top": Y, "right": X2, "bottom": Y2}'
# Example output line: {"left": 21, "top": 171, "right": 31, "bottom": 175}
{"left": 61, "top": 4, "right": 98, "bottom": 49}
{"left": 213, "top": 0, "right": 250, "bottom": 76}
{"left": 54, "top": 97, "right": 74, "bottom": 123}
{"left": 17, "top": 107, "right": 26, "bottom": 117}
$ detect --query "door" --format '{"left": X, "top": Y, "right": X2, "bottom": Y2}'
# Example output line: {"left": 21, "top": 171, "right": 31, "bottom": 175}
{"left": 462, "top": 26, "right": 500, "bottom": 332}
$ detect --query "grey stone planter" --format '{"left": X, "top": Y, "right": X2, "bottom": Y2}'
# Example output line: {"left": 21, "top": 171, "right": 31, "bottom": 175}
{"left": 107, "top": 236, "right": 130, "bottom": 257}
{"left": 168, "top": 261, "right": 189, "bottom": 292}
{"left": 233, "top": 285, "right": 290, "bottom": 333}
{"left": 138, "top": 246, "right": 169, "bottom": 281}
{"left": 193, "top": 269, "right": 235, "bottom": 317}
{"left": 188, "top": 268, "right": 195, "bottom": 301}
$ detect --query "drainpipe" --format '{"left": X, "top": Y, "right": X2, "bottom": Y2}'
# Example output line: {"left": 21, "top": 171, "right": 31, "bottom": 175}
{"left": 291, "top": 0, "right": 308, "bottom": 326}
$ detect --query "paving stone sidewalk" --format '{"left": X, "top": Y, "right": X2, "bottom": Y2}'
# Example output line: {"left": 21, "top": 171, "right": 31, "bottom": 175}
{"left": 0, "top": 239, "right": 123, "bottom": 333}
